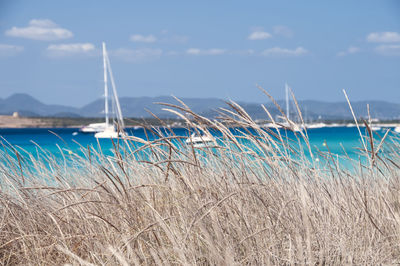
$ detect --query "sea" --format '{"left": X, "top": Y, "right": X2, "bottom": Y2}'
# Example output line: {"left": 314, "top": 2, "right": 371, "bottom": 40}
{"left": 0, "top": 126, "right": 397, "bottom": 170}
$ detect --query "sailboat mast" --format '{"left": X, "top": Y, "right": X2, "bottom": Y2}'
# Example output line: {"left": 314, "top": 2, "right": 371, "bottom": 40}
{"left": 102, "top": 42, "right": 109, "bottom": 127}
{"left": 105, "top": 53, "right": 125, "bottom": 129}
{"left": 285, "top": 82, "right": 290, "bottom": 120}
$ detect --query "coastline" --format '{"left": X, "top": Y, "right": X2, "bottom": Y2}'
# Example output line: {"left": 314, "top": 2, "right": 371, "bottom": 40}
{"left": 1, "top": 115, "right": 399, "bottom": 129}
{"left": 0, "top": 115, "right": 184, "bottom": 128}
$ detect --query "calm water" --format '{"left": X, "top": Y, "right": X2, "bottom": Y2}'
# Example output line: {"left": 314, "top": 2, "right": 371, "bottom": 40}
{"left": 0, "top": 126, "right": 396, "bottom": 168}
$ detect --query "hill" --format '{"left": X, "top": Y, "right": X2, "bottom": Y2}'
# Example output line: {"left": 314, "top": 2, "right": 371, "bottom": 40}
{"left": 1, "top": 93, "right": 400, "bottom": 121}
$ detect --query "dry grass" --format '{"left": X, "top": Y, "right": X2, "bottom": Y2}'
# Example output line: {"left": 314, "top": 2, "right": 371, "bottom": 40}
{"left": 1, "top": 98, "right": 400, "bottom": 265}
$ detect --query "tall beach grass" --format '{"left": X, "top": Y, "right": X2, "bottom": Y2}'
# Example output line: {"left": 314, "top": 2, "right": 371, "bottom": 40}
{"left": 1, "top": 96, "right": 400, "bottom": 265}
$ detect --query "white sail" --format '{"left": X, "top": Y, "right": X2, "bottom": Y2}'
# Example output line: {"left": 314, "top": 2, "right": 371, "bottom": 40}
{"left": 103, "top": 42, "right": 110, "bottom": 128}
{"left": 283, "top": 83, "right": 302, "bottom": 132}
{"left": 105, "top": 51, "right": 125, "bottom": 129}
{"left": 285, "top": 82, "right": 290, "bottom": 120}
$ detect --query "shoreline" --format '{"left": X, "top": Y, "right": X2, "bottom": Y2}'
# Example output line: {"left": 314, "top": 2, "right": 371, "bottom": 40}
{"left": 1, "top": 115, "right": 400, "bottom": 129}
{"left": 0, "top": 115, "right": 184, "bottom": 129}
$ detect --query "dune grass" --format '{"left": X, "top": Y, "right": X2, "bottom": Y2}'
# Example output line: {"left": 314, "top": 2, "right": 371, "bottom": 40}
{"left": 1, "top": 98, "right": 400, "bottom": 265}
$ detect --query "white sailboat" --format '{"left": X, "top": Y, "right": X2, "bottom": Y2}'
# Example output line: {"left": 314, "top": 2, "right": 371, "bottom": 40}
{"left": 283, "top": 83, "right": 302, "bottom": 132}
{"left": 93, "top": 42, "right": 125, "bottom": 139}
{"left": 185, "top": 132, "right": 215, "bottom": 147}
{"left": 80, "top": 122, "right": 108, "bottom": 133}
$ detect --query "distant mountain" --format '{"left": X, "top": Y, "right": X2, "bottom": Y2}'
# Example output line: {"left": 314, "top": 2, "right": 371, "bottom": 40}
{"left": 297, "top": 100, "right": 400, "bottom": 120}
{"left": 1, "top": 93, "right": 400, "bottom": 121}
{"left": 0, "top": 93, "right": 78, "bottom": 117}
{"left": 79, "top": 96, "right": 225, "bottom": 118}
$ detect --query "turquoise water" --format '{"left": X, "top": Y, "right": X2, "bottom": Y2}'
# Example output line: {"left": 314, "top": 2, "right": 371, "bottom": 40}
{"left": 0, "top": 126, "right": 396, "bottom": 169}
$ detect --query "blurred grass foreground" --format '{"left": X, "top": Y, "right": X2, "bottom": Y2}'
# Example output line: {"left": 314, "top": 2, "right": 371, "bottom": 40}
{"left": 1, "top": 97, "right": 400, "bottom": 265}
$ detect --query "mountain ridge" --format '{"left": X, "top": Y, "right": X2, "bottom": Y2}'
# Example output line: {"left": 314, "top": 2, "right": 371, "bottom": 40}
{"left": 1, "top": 93, "right": 400, "bottom": 120}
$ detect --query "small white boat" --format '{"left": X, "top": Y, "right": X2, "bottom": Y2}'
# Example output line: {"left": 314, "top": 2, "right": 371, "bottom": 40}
{"left": 290, "top": 124, "right": 303, "bottom": 132}
{"left": 80, "top": 122, "right": 108, "bottom": 133}
{"left": 371, "top": 126, "right": 381, "bottom": 131}
{"left": 394, "top": 127, "right": 400, "bottom": 133}
{"left": 263, "top": 123, "right": 282, "bottom": 129}
{"left": 186, "top": 133, "right": 215, "bottom": 147}
{"left": 306, "top": 122, "right": 327, "bottom": 129}
{"left": 327, "top": 123, "right": 341, "bottom": 128}
{"left": 94, "top": 125, "right": 125, "bottom": 138}
{"left": 280, "top": 121, "right": 303, "bottom": 132}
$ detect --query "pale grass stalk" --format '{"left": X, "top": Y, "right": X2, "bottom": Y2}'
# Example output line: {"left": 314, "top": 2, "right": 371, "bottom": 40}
{"left": 0, "top": 93, "right": 400, "bottom": 264}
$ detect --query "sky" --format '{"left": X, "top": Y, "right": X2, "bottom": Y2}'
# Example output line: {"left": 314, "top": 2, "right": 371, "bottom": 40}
{"left": 0, "top": 0, "right": 399, "bottom": 107}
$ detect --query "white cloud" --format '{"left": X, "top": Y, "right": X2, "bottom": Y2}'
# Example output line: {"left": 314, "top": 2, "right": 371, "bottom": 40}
{"left": 169, "top": 49, "right": 252, "bottom": 56}
{"left": 0, "top": 44, "right": 24, "bottom": 56}
{"left": 337, "top": 46, "right": 360, "bottom": 56}
{"left": 186, "top": 48, "right": 201, "bottom": 55}
{"left": 273, "top": 25, "right": 293, "bottom": 38}
{"left": 375, "top": 45, "right": 400, "bottom": 56}
{"left": 367, "top": 32, "right": 400, "bottom": 43}
{"left": 29, "top": 19, "right": 57, "bottom": 28}
{"left": 261, "top": 47, "right": 308, "bottom": 57}
{"left": 5, "top": 19, "right": 73, "bottom": 41}
{"left": 186, "top": 48, "right": 226, "bottom": 55}
{"left": 110, "top": 48, "right": 162, "bottom": 62}
{"left": 130, "top": 34, "right": 157, "bottom": 43}
{"left": 46, "top": 43, "right": 95, "bottom": 57}
{"left": 248, "top": 31, "right": 272, "bottom": 40}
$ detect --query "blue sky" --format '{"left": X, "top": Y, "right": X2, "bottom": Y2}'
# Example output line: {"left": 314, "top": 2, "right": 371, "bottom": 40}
{"left": 0, "top": 0, "right": 399, "bottom": 106}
